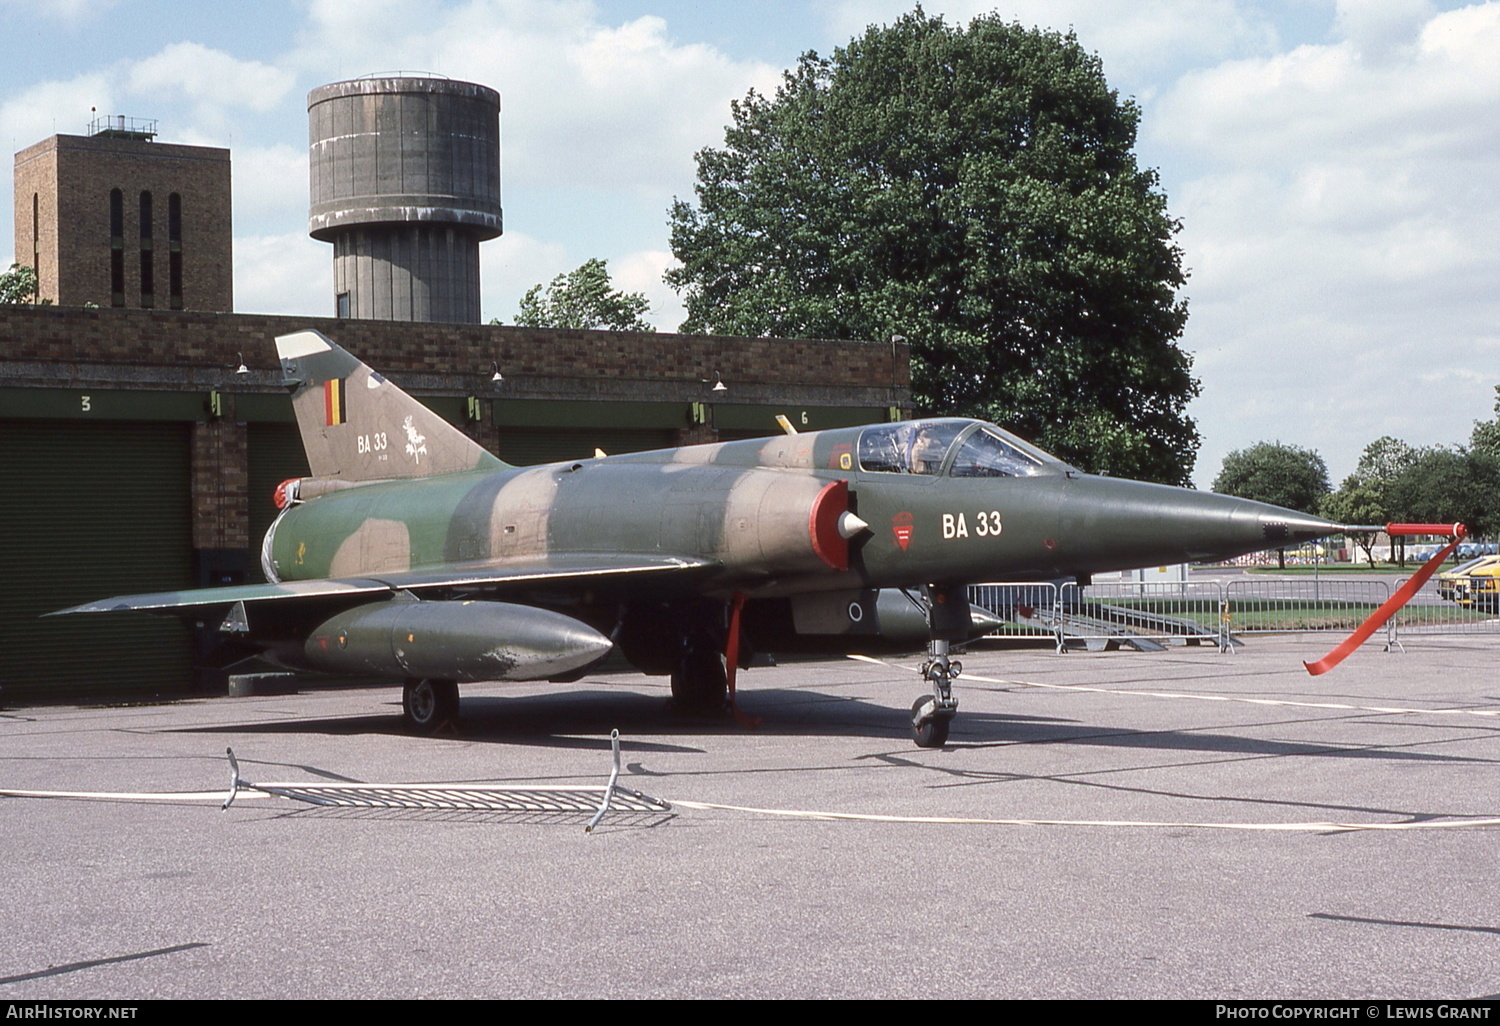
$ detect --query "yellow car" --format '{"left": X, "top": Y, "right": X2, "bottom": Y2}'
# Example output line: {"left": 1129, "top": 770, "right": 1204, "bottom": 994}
{"left": 1437, "top": 555, "right": 1500, "bottom": 611}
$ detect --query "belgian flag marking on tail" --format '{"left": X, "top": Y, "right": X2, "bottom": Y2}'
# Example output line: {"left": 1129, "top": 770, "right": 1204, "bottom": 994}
{"left": 324, "top": 378, "right": 346, "bottom": 426}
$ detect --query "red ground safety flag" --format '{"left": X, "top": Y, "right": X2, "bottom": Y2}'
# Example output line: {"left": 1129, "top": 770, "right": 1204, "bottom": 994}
{"left": 1304, "top": 523, "right": 1467, "bottom": 675}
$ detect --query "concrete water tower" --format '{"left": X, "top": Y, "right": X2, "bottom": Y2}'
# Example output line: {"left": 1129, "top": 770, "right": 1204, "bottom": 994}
{"left": 307, "top": 75, "right": 502, "bottom": 324}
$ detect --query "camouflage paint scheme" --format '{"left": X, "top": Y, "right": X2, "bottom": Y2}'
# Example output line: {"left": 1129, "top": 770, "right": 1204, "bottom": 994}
{"left": 59, "top": 330, "right": 1338, "bottom": 740}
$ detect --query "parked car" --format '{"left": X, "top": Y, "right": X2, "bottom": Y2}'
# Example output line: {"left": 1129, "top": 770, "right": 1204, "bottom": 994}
{"left": 1412, "top": 542, "right": 1496, "bottom": 564}
{"left": 1437, "top": 554, "right": 1500, "bottom": 611}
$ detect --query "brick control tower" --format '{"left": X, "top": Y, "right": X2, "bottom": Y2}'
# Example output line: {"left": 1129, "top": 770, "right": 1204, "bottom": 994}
{"left": 307, "top": 75, "right": 502, "bottom": 324}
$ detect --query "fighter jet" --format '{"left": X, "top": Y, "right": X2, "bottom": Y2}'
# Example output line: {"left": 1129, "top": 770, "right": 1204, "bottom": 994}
{"left": 58, "top": 329, "right": 1339, "bottom": 747}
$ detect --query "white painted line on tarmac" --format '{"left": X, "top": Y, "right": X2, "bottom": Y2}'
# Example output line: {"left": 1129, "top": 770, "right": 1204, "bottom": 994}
{"left": 670, "top": 799, "right": 1500, "bottom": 833}
{"left": 0, "top": 788, "right": 270, "bottom": 802}
{"left": 0, "top": 783, "right": 616, "bottom": 801}
{"left": 846, "top": 654, "right": 1500, "bottom": 718}
{"left": 9, "top": 785, "right": 1495, "bottom": 834}
{"left": 960, "top": 672, "right": 1500, "bottom": 719}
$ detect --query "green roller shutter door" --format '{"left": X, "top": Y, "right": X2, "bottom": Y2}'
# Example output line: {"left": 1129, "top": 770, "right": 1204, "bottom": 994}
{"left": 0, "top": 420, "right": 194, "bottom": 702}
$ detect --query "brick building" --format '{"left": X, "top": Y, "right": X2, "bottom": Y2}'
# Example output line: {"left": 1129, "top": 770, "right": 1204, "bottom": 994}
{"left": 13, "top": 120, "right": 232, "bottom": 312}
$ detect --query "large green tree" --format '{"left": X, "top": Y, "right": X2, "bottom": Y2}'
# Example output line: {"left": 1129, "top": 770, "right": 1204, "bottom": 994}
{"left": 1212, "top": 442, "right": 1330, "bottom": 514}
{"left": 502, "top": 258, "right": 654, "bottom": 332}
{"left": 667, "top": 10, "right": 1198, "bottom": 483}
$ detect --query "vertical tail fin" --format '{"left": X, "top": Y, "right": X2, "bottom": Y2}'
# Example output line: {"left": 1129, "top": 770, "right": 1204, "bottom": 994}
{"left": 275, "top": 329, "right": 506, "bottom": 483}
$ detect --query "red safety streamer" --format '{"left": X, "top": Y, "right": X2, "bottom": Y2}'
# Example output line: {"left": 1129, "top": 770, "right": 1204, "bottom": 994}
{"left": 723, "top": 593, "right": 761, "bottom": 728}
{"left": 1304, "top": 524, "right": 1466, "bottom": 675}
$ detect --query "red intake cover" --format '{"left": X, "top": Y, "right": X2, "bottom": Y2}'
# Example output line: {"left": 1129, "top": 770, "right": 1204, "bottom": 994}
{"left": 809, "top": 479, "right": 852, "bottom": 571}
{"left": 273, "top": 478, "right": 299, "bottom": 510}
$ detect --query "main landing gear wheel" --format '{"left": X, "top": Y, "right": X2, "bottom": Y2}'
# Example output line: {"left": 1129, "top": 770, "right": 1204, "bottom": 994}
{"left": 671, "top": 639, "right": 728, "bottom": 716}
{"left": 402, "top": 678, "right": 459, "bottom": 734}
{"left": 911, "top": 695, "right": 952, "bottom": 748}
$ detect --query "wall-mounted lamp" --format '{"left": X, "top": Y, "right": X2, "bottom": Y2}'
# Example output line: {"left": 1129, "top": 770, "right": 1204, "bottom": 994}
{"left": 234, "top": 352, "right": 249, "bottom": 375}
{"left": 490, "top": 361, "right": 504, "bottom": 383}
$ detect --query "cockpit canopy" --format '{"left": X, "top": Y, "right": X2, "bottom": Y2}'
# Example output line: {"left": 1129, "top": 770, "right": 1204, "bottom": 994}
{"left": 857, "top": 419, "right": 1057, "bottom": 478}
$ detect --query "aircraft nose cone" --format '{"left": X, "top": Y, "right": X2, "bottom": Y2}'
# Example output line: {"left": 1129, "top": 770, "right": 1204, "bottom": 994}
{"left": 1180, "top": 493, "right": 1340, "bottom": 563}
{"left": 1054, "top": 476, "right": 1341, "bottom": 571}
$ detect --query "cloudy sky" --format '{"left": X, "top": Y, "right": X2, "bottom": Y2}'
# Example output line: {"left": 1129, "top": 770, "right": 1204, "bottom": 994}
{"left": 1, "top": 0, "right": 1495, "bottom": 487}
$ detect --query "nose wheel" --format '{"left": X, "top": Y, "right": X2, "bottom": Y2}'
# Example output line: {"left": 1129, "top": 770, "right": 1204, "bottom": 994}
{"left": 910, "top": 695, "right": 952, "bottom": 747}
{"left": 911, "top": 642, "right": 960, "bottom": 748}
{"left": 910, "top": 583, "right": 968, "bottom": 748}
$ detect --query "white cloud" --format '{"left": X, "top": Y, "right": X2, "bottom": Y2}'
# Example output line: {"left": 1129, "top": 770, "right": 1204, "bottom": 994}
{"left": 0, "top": 72, "right": 112, "bottom": 153}
{"left": 1156, "top": 9, "right": 1500, "bottom": 164}
{"left": 234, "top": 232, "right": 329, "bottom": 317}
{"left": 0, "top": 50, "right": 300, "bottom": 260}
{"left": 1418, "top": 1, "right": 1500, "bottom": 92}
{"left": 231, "top": 144, "right": 310, "bottom": 230}
{"left": 126, "top": 42, "right": 296, "bottom": 130}
{"left": 0, "top": 44, "right": 294, "bottom": 155}
{"left": 1155, "top": 2, "right": 1500, "bottom": 484}
{"left": 1334, "top": 0, "right": 1435, "bottom": 59}
{"left": 0, "top": 0, "right": 117, "bottom": 26}
{"left": 0, "top": 73, "right": 114, "bottom": 262}
{"left": 610, "top": 248, "right": 682, "bottom": 330}
{"left": 479, "top": 229, "right": 571, "bottom": 323}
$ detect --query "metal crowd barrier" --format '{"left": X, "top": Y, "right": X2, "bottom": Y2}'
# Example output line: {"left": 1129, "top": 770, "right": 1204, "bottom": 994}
{"left": 1221, "top": 578, "right": 1389, "bottom": 639}
{"left": 968, "top": 574, "right": 1500, "bottom": 653}
{"left": 1390, "top": 574, "right": 1500, "bottom": 637}
{"left": 968, "top": 580, "right": 1223, "bottom": 652}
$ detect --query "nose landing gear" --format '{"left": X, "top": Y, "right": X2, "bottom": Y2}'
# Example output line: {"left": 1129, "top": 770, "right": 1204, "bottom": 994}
{"left": 911, "top": 640, "right": 960, "bottom": 747}
{"left": 909, "top": 584, "right": 970, "bottom": 748}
